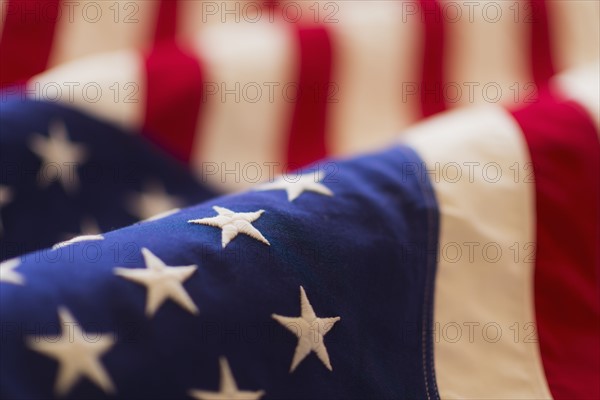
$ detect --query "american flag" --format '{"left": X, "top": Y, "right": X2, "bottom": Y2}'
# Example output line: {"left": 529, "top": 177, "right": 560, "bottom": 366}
{"left": 0, "top": 1, "right": 599, "bottom": 399}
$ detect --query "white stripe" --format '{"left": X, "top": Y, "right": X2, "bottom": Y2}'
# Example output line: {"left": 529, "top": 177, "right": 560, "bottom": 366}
{"left": 547, "top": 0, "right": 600, "bottom": 73}
{"left": 551, "top": 62, "right": 600, "bottom": 133}
{"left": 27, "top": 50, "right": 145, "bottom": 131}
{"left": 47, "top": 0, "right": 159, "bottom": 67}
{"left": 189, "top": 21, "right": 296, "bottom": 192}
{"left": 405, "top": 106, "right": 552, "bottom": 399}
{"left": 443, "top": 0, "right": 532, "bottom": 107}
{"left": 327, "top": 1, "right": 422, "bottom": 156}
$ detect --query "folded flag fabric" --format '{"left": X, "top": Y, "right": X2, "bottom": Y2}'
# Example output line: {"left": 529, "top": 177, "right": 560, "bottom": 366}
{"left": 1, "top": 2, "right": 599, "bottom": 398}
{"left": 1, "top": 80, "right": 598, "bottom": 400}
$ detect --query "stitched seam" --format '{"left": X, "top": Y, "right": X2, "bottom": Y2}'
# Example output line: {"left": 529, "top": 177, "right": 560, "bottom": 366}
{"left": 401, "top": 146, "right": 440, "bottom": 400}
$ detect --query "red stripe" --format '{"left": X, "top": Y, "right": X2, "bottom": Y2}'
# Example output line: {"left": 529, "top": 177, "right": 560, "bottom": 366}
{"left": 419, "top": 0, "right": 445, "bottom": 117}
{"left": 511, "top": 94, "right": 600, "bottom": 399}
{"left": 0, "top": 0, "right": 59, "bottom": 87}
{"left": 529, "top": 0, "right": 555, "bottom": 86}
{"left": 285, "top": 24, "right": 331, "bottom": 170}
{"left": 143, "top": 42, "right": 204, "bottom": 163}
{"left": 153, "top": 0, "right": 178, "bottom": 44}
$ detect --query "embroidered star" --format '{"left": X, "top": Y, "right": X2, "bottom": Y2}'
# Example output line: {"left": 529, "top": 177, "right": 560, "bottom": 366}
{"left": 113, "top": 248, "right": 198, "bottom": 317}
{"left": 255, "top": 170, "right": 333, "bottom": 201}
{"left": 272, "top": 286, "right": 340, "bottom": 372}
{"left": 126, "top": 180, "right": 184, "bottom": 221}
{"left": 53, "top": 234, "right": 104, "bottom": 250}
{"left": 0, "top": 185, "right": 13, "bottom": 233}
{"left": 27, "top": 307, "right": 116, "bottom": 396}
{"left": 188, "top": 206, "right": 270, "bottom": 248}
{"left": 188, "top": 357, "right": 265, "bottom": 400}
{"left": 29, "top": 120, "right": 87, "bottom": 193}
{"left": 0, "top": 258, "right": 24, "bottom": 285}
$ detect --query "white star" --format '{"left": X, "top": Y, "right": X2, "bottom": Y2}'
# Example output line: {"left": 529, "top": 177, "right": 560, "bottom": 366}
{"left": 272, "top": 286, "right": 340, "bottom": 372}
{"left": 53, "top": 234, "right": 104, "bottom": 250}
{"left": 126, "top": 180, "right": 184, "bottom": 221}
{"left": 255, "top": 171, "right": 333, "bottom": 201}
{"left": 113, "top": 248, "right": 198, "bottom": 317}
{"left": 27, "top": 307, "right": 116, "bottom": 396}
{"left": 188, "top": 357, "right": 265, "bottom": 400}
{"left": 0, "top": 258, "right": 24, "bottom": 285}
{"left": 188, "top": 206, "right": 270, "bottom": 248}
{"left": 29, "top": 120, "right": 87, "bottom": 193}
{"left": 0, "top": 185, "right": 13, "bottom": 233}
